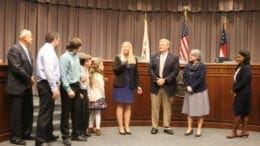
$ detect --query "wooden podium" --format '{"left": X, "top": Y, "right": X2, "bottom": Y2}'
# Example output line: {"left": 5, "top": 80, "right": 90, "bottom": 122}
{"left": 0, "top": 64, "right": 10, "bottom": 142}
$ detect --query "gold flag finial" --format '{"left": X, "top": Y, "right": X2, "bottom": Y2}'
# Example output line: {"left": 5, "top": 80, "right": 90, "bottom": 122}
{"left": 183, "top": 6, "right": 189, "bottom": 20}
{"left": 223, "top": 13, "right": 228, "bottom": 30}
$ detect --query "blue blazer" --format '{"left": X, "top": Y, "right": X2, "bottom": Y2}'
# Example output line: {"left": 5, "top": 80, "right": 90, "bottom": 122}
{"left": 183, "top": 62, "right": 207, "bottom": 93}
{"left": 148, "top": 52, "right": 179, "bottom": 96}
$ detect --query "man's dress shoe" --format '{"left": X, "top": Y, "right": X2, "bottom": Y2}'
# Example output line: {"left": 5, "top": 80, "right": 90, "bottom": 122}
{"left": 22, "top": 135, "right": 35, "bottom": 140}
{"left": 47, "top": 135, "right": 59, "bottom": 142}
{"left": 71, "top": 135, "right": 88, "bottom": 141}
{"left": 10, "top": 138, "right": 26, "bottom": 145}
{"left": 164, "top": 129, "right": 174, "bottom": 135}
{"left": 151, "top": 128, "right": 158, "bottom": 134}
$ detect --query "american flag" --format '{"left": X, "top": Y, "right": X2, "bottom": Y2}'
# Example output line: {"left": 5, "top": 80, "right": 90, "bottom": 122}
{"left": 219, "top": 26, "right": 228, "bottom": 57}
{"left": 179, "top": 19, "right": 189, "bottom": 61}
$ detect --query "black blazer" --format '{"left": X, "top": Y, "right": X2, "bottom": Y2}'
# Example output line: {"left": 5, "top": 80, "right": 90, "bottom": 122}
{"left": 233, "top": 64, "right": 251, "bottom": 94}
{"left": 148, "top": 52, "right": 179, "bottom": 96}
{"left": 232, "top": 64, "right": 251, "bottom": 115}
{"left": 183, "top": 62, "right": 207, "bottom": 93}
{"left": 6, "top": 43, "right": 33, "bottom": 95}
{"left": 113, "top": 56, "right": 140, "bottom": 89}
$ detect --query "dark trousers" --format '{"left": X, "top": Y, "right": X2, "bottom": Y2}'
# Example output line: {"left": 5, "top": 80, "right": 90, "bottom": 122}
{"left": 60, "top": 82, "right": 87, "bottom": 138}
{"left": 35, "top": 80, "right": 55, "bottom": 142}
{"left": 79, "top": 89, "right": 89, "bottom": 134}
{"left": 10, "top": 89, "right": 33, "bottom": 139}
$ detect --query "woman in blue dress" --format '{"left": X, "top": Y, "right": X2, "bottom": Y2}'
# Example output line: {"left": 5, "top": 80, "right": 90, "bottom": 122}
{"left": 113, "top": 41, "right": 143, "bottom": 135}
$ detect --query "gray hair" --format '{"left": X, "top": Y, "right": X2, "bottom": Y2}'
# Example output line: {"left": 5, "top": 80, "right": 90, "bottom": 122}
{"left": 159, "top": 38, "right": 170, "bottom": 47}
{"left": 190, "top": 49, "right": 201, "bottom": 60}
{"left": 19, "top": 29, "right": 31, "bottom": 38}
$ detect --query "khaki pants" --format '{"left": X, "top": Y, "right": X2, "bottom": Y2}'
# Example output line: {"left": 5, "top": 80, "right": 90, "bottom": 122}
{"left": 151, "top": 88, "right": 174, "bottom": 128}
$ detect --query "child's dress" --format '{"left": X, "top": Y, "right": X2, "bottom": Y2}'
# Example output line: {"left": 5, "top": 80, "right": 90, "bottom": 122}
{"left": 88, "top": 73, "right": 107, "bottom": 109}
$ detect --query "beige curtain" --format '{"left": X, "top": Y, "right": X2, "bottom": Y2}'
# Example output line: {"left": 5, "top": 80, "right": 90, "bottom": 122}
{"left": 34, "top": 0, "right": 259, "bottom": 12}
{"left": 0, "top": 0, "right": 260, "bottom": 63}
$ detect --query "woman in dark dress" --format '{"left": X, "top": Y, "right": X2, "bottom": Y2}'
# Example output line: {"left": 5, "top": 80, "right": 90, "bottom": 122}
{"left": 113, "top": 41, "right": 143, "bottom": 135}
{"left": 227, "top": 50, "right": 251, "bottom": 138}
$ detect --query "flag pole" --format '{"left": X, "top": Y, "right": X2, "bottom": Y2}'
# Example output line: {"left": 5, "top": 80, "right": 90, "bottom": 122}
{"left": 141, "top": 12, "right": 150, "bottom": 62}
{"left": 223, "top": 13, "right": 227, "bottom": 30}
{"left": 224, "top": 13, "right": 228, "bottom": 57}
{"left": 219, "top": 13, "right": 228, "bottom": 58}
{"left": 179, "top": 6, "right": 190, "bottom": 63}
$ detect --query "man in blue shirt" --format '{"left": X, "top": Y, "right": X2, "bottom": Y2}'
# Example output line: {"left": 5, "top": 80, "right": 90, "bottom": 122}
{"left": 60, "top": 37, "right": 87, "bottom": 145}
{"left": 35, "top": 32, "right": 60, "bottom": 146}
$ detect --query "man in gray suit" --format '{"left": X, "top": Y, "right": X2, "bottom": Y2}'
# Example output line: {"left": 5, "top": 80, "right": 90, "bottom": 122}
{"left": 7, "top": 29, "right": 35, "bottom": 145}
{"left": 148, "top": 38, "right": 179, "bottom": 135}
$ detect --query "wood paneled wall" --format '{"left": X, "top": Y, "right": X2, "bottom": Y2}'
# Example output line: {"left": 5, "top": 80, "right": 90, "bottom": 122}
{"left": 0, "top": 64, "right": 10, "bottom": 142}
{"left": 101, "top": 61, "right": 260, "bottom": 131}
{"left": 0, "top": 62, "right": 260, "bottom": 141}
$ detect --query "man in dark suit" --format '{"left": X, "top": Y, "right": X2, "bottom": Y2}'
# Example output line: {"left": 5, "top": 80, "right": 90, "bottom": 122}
{"left": 6, "top": 29, "right": 35, "bottom": 145}
{"left": 148, "top": 38, "right": 179, "bottom": 135}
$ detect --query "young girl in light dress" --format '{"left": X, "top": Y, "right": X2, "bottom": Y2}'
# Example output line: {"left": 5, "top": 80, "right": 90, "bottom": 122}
{"left": 88, "top": 58, "right": 107, "bottom": 136}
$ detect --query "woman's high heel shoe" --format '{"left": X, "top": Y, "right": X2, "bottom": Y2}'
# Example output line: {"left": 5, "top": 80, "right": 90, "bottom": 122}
{"left": 237, "top": 132, "right": 249, "bottom": 138}
{"left": 195, "top": 130, "right": 202, "bottom": 137}
{"left": 184, "top": 129, "right": 193, "bottom": 136}
{"left": 195, "top": 133, "right": 202, "bottom": 137}
{"left": 118, "top": 128, "right": 126, "bottom": 135}
{"left": 226, "top": 131, "right": 237, "bottom": 139}
{"left": 124, "top": 128, "right": 132, "bottom": 135}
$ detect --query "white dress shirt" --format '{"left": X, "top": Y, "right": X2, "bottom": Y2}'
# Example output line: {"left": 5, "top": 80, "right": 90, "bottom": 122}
{"left": 36, "top": 43, "right": 60, "bottom": 91}
{"left": 234, "top": 67, "right": 241, "bottom": 83}
{"left": 80, "top": 66, "right": 89, "bottom": 90}
{"left": 19, "top": 42, "right": 31, "bottom": 64}
{"left": 159, "top": 52, "right": 168, "bottom": 78}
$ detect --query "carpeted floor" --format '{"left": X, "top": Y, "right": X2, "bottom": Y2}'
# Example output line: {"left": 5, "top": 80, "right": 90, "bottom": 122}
{"left": 1, "top": 126, "right": 260, "bottom": 146}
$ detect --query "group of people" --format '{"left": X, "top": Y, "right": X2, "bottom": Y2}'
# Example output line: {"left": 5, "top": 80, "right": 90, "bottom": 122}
{"left": 6, "top": 29, "right": 251, "bottom": 146}
{"left": 6, "top": 30, "right": 106, "bottom": 146}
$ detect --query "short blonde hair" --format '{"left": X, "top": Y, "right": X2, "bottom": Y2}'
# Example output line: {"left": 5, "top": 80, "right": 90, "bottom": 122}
{"left": 19, "top": 29, "right": 31, "bottom": 38}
